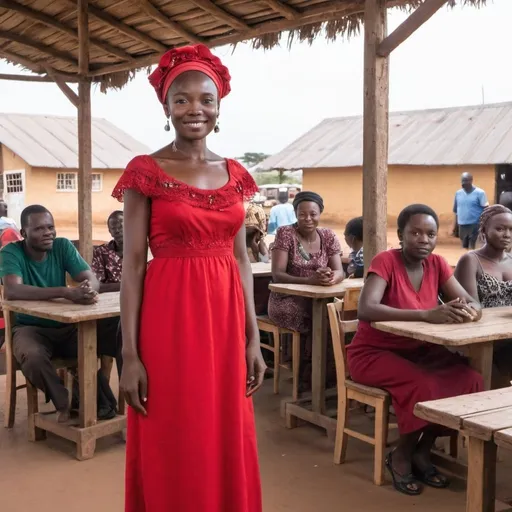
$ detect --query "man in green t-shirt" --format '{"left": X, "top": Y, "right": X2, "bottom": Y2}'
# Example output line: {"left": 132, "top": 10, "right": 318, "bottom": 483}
{"left": 0, "top": 205, "right": 120, "bottom": 422}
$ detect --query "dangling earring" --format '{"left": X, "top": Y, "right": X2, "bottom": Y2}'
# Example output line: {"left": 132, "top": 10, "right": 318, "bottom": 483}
{"left": 164, "top": 118, "right": 170, "bottom": 132}
{"left": 214, "top": 122, "right": 220, "bottom": 134}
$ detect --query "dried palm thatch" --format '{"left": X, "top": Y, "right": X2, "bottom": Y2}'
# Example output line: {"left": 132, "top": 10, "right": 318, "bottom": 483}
{"left": 0, "top": 0, "right": 487, "bottom": 91}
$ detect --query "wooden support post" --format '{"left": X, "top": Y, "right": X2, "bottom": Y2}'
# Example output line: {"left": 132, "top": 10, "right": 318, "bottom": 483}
{"left": 378, "top": 0, "right": 447, "bottom": 57}
{"left": 78, "top": 0, "right": 93, "bottom": 263}
{"left": 363, "top": 0, "right": 389, "bottom": 270}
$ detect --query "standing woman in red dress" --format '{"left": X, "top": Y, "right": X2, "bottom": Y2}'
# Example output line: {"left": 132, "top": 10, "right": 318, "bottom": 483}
{"left": 113, "top": 45, "right": 266, "bottom": 512}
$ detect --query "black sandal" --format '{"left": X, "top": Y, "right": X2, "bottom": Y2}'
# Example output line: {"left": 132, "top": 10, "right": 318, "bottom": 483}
{"left": 385, "top": 452, "right": 423, "bottom": 496}
{"left": 412, "top": 463, "right": 450, "bottom": 489}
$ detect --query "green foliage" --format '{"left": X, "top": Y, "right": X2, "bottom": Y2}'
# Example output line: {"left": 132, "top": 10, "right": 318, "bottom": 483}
{"left": 237, "top": 152, "right": 270, "bottom": 168}
{"left": 253, "top": 171, "right": 301, "bottom": 186}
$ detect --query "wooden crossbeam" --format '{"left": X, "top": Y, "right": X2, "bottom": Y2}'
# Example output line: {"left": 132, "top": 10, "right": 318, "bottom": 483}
{"left": 0, "top": 72, "right": 63, "bottom": 82}
{"left": 0, "top": 30, "right": 77, "bottom": 67}
{"left": 44, "top": 67, "right": 79, "bottom": 106}
{"left": 260, "top": 0, "right": 299, "bottom": 20}
{"left": 138, "top": 0, "right": 203, "bottom": 44}
{"left": 189, "top": 0, "right": 248, "bottom": 31}
{"left": 60, "top": 0, "right": 166, "bottom": 52}
{"left": 377, "top": 0, "right": 447, "bottom": 57}
{"left": 0, "top": 0, "right": 134, "bottom": 62}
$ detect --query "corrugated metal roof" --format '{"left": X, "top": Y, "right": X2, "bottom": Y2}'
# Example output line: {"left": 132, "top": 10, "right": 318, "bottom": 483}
{"left": 260, "top": 102, "right": 512, "bottom": 170}
{"left": 0, "top": 113, "right": 150, "bottom": 169}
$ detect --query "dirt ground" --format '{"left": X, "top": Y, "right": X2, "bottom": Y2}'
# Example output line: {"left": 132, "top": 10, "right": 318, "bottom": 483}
{"left": 1, "top": 373, "right": 512, "bottom": 512}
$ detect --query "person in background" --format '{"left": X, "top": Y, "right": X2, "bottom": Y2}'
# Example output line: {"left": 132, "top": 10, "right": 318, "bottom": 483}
{"left": 92, "top": 210, "right": 124, "bottom": 379}
{"left": 246, "top": 225, "right": 269, "bottom": 263}
{"left": 344, "top": 216, "right": 364, "bottom": 278}
{"left": 455, "top": 204, "right": 512, "bottom": 387}
{"left": 0, "top": 199, "right": 19, "bottom": 231}
{"left": 269, "top": 191, "right": 344, "bottom": 388}
{"left": 452, "top": 172, "right": 488, "bottom": 250}
{"left": 348, "top": 204, "right": 483, "bottom": 496}
{"left": 0, "top": 205, "right": 119, "bottom": 422}
{"left": 245, "top": 200, "right": 269, "bottom": 259}
{"left": 92, "top": 210, "right": 123, "bottom": 293}
{"left": 268, "top": 189, "right": 296, "bottom": 234}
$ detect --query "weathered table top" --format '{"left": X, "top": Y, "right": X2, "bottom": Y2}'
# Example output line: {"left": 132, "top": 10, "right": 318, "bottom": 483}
{"left": 251, "top": 262, "right": 272, "bottom": 277}
{"left": 269, "top": 278, "right": 364, "bottom": 299}
{"left": 415, "top": 388, "right": 512, "bottom": 440}
{"left": 374, "top": 306, "right": 512, "bottom": 347}
{"left": 2, "top": 292, "right": 120, "bottom": 324}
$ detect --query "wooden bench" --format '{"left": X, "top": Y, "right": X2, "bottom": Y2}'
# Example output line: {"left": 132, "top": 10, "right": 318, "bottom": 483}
{"left": 415, "top": 388, "right": 512, "bottom": 512}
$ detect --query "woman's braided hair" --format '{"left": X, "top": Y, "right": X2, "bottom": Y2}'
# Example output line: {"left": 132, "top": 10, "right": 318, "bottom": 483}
{"left": 479, "top": 204, "right": 512, "bottom": 238}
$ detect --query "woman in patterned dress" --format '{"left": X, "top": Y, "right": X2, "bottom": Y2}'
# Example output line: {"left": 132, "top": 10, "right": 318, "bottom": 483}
{"left": 114, "top": 45, "right": 265, "bottom": 512}
{"left": 455, "top": 204, "right": 512, "bottom": 386}
{"left": 268, "top": 191, "right": 344, "bottom": 386}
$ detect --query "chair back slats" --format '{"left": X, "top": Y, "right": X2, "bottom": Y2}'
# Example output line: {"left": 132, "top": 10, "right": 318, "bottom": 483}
{"left": 327, "top": 299, "right": 358, "bottom": 385}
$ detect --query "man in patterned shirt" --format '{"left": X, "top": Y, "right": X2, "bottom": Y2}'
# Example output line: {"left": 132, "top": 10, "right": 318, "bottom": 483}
{"left": 92, "top": 210, "right": 123, "bottom": 293}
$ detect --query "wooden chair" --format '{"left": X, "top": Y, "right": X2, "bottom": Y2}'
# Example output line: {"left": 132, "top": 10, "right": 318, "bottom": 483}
{"left": 327, "top": 299, "right": 390, "bottom": 485}
{"left": 257, "top": 315, "right": 300, "bottom": 400}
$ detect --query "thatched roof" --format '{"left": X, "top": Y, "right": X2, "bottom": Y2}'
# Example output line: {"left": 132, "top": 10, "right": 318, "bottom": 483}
{"left": 0, "top": 0, "right": 486, "bottom": 91}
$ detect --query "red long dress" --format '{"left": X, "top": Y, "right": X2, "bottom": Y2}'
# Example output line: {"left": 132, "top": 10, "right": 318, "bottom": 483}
{"left": 347, "top": 249, "right": 483, "bottom": 434}
{"left": 113, "top": 155, "right": 262, "bottom": 512}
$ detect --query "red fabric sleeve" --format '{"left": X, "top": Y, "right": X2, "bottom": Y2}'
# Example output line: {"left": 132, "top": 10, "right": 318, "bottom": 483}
{"left": 435, "top": 254, "right": 454, "bottom": 287}
{"left": 367, "top": 250, "right": 394, "bottom": 283}
{"left": 112, "top": 155, "right": 156, "bottom": 202}
{"left": 228, "top": 159, "right": 259, "bottom": 201}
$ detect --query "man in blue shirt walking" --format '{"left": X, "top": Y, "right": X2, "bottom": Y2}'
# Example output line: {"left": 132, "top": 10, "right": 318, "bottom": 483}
{"left": 268, "top": 190, "right": 297, "bottom": 234}
{"left": 453, "top": 172, "right": 488, "bottom": 249}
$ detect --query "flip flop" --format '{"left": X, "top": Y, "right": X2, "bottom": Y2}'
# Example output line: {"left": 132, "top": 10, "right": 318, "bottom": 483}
{"left": 385, "top": 451, "right": 423, "bottom": 496}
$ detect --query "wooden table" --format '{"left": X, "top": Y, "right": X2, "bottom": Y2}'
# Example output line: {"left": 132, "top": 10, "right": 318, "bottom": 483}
{"left": 374, "top": 306, "right": 512, "bottom": 390}
{"left": 251, "top": 262, "right": 272, "bottom": 277}
{"left": 415, "top": 388, "right": 512, "bottom": 512}
{"left": 269, "top": 278, "right": 364, "bottom": 434}
{"left": 2, "top": 292, "right": 125, "bottom": 460}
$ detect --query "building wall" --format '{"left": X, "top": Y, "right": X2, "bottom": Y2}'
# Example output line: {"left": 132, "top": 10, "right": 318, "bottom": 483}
{"left": 26, "top": 167, "right": 123, "bottom": 226}
{"left": 1, "top": 144, "right": 28, "bottom": 173}
{"left": 303, "top": 164, "right": 496, "bottom": 231}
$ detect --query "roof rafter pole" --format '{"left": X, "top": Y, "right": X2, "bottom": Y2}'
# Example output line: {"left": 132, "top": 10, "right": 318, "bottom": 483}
{"left": 89, "top": 2, "right": 360, "bottom": 77}
{"left": 0, "top": 30, "right": 78, "bottom": 67}
{"left": 377, "top": 0, "right": 447, "bottom": 57}
{"left": 260, "top": 0, "right": 299, "bottom": 20}
{"left": 77, "top": 0, "right": 93, "bottom": 264}
{"left": 138, "top": 0, "right": 203, "bottom": 44}
{"left": 0, "top": 0, "right": 133, "bottom": 61}
{"left": 363, "top": 0, "right": 389, "bottom": 271}
{"left": 61, "top": 0, "right": 166, "bottom": 52}
{"left": 189, "top": 0, "right": 248, "bottom": 31}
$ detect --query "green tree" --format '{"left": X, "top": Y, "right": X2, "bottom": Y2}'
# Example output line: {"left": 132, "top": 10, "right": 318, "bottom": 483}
{"left": 237, "top": 152, "right": 270, "bottom": 168}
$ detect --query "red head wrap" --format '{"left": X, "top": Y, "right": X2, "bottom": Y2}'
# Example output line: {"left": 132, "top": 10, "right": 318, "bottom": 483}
{"left": 149, "top": 44, "right": 231, "bottom": 107}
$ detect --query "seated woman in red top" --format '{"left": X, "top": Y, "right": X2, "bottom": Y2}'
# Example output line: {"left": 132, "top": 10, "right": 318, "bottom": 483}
{"left": 348, "top": 204, "right": 483, "bottom": 496}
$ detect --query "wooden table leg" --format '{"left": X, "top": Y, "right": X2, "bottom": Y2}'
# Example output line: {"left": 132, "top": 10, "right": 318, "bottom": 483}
{"left": 77, "top": 320, "right": 97, "bottom": 460}
{"left": 466, "top": 437, "right": 496, "bottom": 512}
{"left": 468, "top": 342, "right": 493, "bottom": 391}
{"left": 311, "top": 299, "right": 327, "bottom": 414}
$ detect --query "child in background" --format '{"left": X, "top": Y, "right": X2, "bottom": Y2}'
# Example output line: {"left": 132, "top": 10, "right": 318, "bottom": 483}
{"left": 344, "top": 216, "right": 364, "bottom": 278}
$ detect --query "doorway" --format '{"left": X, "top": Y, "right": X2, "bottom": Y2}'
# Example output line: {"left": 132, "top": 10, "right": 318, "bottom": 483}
{"left": 495, "top": 164, "right": 512, "bottom": 203}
